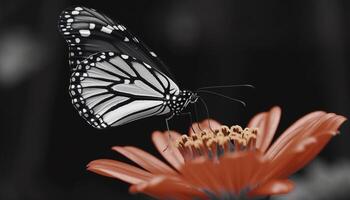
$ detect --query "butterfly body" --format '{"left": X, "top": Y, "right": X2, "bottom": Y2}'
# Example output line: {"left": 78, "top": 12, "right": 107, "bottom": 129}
{"left": 59, "top": 7, "right": 198, "bottom": 129}
{"left": 165, "top": 90, "right": 198, "bottom": 115}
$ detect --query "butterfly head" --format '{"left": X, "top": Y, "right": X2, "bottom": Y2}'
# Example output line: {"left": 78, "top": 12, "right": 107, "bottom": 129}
{"left": 168, "top": 90, "right": 198, "bottom": 115}
{"left": 180, "top": 90, "right": 199, "bottom": 107}
{"left": 189, "top": 92, "right": 199, "bottom": 104}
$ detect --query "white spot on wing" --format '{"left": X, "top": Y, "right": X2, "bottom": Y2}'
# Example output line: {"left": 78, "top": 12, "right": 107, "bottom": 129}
{"left": 117, "top": 25, "right": 125, "bottom": 31}
{"left": 101, "top": 26, "right": 113, "bottom": 34}
{"left": 89, "top": 23, "right": 96, "bottom": 29}
{"left": 79, "top": 30, "right": 91, "bottom": 37}
{"left": 150, "top": 51, "right": 157, "bottom": 57}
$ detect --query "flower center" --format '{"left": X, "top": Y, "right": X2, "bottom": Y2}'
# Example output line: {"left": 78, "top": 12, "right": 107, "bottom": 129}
{"left": 175, "top": 125, "right": 258, "bottom": 161}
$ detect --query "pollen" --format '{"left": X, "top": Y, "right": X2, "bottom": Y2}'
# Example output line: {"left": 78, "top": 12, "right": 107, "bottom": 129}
{"left": 175, "top": 125, "right": 258, "bottom": 161}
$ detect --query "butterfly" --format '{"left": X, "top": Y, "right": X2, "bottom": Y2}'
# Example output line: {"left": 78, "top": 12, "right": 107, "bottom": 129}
{"left": 58, "top": 6, "right": 199, "bottom": 129}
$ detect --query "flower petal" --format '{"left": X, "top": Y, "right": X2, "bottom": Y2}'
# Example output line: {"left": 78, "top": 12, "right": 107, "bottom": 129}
{"left": 130, "top": 176, "right": 207, "bottom": 200}
{"left": 266, "top": 111, "right": 327, "bottom": 158}
{"left": 263, "top": 126, "right": 345, "bottom": 181}
{"left": 180, "top": 157, "right": 224, "bottom": 195}
{"left": 247, "top": 112, "right": 266, "bottom": 129}
{"left": 266, "top": 114, "right": 346, "bottom": 160}
{"left": 222, "top": 152, "right": 267, "bottom": 194}
{"left": 152, "top": 131, "right": 184, "bottom": 170}
{"left": 87, "top": 159, "right": 153, "bottom": 184}
{"left": 277, "top": 130, "right": 341, "bottom": 178}
{"left": 188, "top": 119, "right": 221, "bottom": 135}
{"left": 248, "top": 106, "right": 281, "bottom": 153}
{"left": 180, "top": 151, "right": 266, "bottom": 195}
{"left": 112, "top": 146, "right": 177, "bottom": 175}
{"left": 249, "top": 179, "right": 294, "bottom": 197}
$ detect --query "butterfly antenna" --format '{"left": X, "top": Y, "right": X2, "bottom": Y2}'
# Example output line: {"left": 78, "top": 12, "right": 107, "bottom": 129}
{"left": 193, "top": 102, "right": 203, "bottom": 132}
{"left": 197, "top": 84, "right": 255, "bottom": 90}
{"left": 199, "top": 96, "right": 214, "bottom": 133}
{"left": 197, "top": 90, "right": 247, "bottom": 107}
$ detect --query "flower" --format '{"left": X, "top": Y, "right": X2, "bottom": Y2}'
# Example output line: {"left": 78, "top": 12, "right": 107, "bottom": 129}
{"left": 87, "top": 106, "right": 346, "bottom": 200}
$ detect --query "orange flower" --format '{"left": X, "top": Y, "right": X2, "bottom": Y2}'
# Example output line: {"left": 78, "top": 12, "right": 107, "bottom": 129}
{"left": 87, "top": 106, "right": 346, "bottom": 200}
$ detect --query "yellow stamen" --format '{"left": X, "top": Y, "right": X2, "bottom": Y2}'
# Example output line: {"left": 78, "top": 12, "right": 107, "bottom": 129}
{"left": 175, "top": 125, "right": 258, "bottom": 161}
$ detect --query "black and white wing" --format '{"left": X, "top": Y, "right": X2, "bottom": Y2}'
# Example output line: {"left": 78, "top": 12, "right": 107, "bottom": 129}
{"left": 69, "top": 51, "right": 180, "bottom": 129}
{"left": 58, "top": 6, "right": 172, "bottom": 78}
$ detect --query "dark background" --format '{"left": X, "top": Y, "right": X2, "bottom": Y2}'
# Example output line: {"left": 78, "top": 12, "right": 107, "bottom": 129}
{"left": 0, "top": 0, "right": 349, "bottom": 199}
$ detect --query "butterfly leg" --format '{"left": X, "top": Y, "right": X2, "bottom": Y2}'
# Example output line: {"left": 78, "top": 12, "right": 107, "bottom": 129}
{"left": 165, "top": 114, "right": 174, "bottom": 134}
{"left": 163, "top": 114, "right": 175, "bottom": 152}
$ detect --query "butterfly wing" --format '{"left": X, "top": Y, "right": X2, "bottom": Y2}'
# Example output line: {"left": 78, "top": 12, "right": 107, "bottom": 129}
{"left": 58, "top": 6, "right": 173, "bottom": 78}
{"left": 69, "top": 51, "right": 180, "bottom": 129}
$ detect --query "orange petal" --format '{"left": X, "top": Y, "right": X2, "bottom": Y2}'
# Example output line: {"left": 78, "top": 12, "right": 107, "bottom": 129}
{"left": 277, "top": 131, "right": 338, "bottom": 178}
{"left": 267, "top": 113, "right": 332, "bottom": 159}
{"left": 87, "top": 159, "right": 153, "bottom": 184}
{"left": 266, "top": 111, "right": 327, "bottom": 158}
{"left": 221, "top": 152, "right": 268, "bottom": 194}
{"left": 267, "top": 114, "right": 346, "bottom": 160}
{"left": 112, "top": 146, "right": 177, "bottom": 175}
{"left": 180, "top": 158, "right": 221, "bottom": 195}
{"left": 181, "top": 152, "right": 266, "bottom": 195}
{"left": 188, "top": 119, "right": 221, "bottom": 135}
{"left": 249, "top": 179, "right": 294, "bottom": 197}
{"left": 130, "top": 176, "right": 207, "bottom": 200}
{"left": 152, "top": 131, "right": 184, "bottom": 170}
{"left": 247, "top": 112, "right": 266, "bottom": 129}
{"left": 263, "top": 127, "right": 345, "bottom": 180}
{"left": 280, "top": 111, "right": 326, "bottom": 136}
{"left": 248, "top": 106, "right": 281, "bottom": 153}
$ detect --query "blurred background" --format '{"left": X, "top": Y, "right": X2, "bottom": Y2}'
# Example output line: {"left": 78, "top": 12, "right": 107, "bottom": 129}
{"left": 0, "top": 0, "right": 349, "bottom": 199}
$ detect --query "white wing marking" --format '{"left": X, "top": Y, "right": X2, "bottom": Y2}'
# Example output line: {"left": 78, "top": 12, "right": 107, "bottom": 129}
{"left": 109, "top": 56, "right": 136, "bottom": 77}
{"left": 93, "top": 96, "right": 129, "bottom": 115}
{"left": 81, "top": 77, "right": 112, "bottom": 87}
{"left": 111, "top": 80, "right": 163, "bottom": 98}
{"left": 96, "top": 61, "right": 129, "bottom": 78}
{"left": 132, "top": 62, "right": 164, "bottom": 92}
{"left": 87, "top": 67, "right": 121, "bottom": 81}
{"left": 86, "top": 93, "right": 114, "bottom": 108}
{"left": 112, "top": 103, "right": 164, "bottom": 126}
{"left": 103, "top": 100, "right": 163, "bottom": 125}
{"left": 81, "top": 88, "right": 108, "bottom": 99}
{"left": 155, "top": 71, "right": 169, "bottom": 89}
{"left": 168, "top": 77, "right": 180, "bottom": 95}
